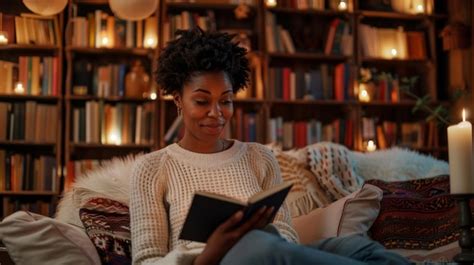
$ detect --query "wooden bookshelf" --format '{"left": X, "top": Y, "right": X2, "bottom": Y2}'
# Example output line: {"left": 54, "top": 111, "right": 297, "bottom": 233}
{"left": 0, "top": 0, "right": 463, "bottom": 218}
{"left": 0, "top": 1, "right": 64, "bottom": 218}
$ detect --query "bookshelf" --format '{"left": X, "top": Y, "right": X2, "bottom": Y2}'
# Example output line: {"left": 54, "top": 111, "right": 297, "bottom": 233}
{"left": 0, "top": 1, "right": 63, "bottom": 218}
{"left": 0, "top": 0, "right": 465, "bottom": 218}
{"left": 64, "top": 0, "right": 160, "bottom": 192}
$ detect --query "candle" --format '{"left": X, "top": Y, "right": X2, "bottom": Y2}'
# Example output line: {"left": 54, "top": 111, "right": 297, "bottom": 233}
{"left": 0, "top": 31, "right": 8, "bottom": 45}
{"left": 448, "top": 109, "right": 473, "bottom": 194}
{"left": 366, "top": 140, "right": 377, "bottom": 152}
{"left": 14, "top": 82, "right": 25, "bottom": 94}
{"left": 144, "top": 37, "right": 157, "bottom": 49}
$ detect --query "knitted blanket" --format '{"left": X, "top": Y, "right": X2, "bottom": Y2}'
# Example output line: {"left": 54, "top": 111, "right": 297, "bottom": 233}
{"left": 271, "top": 142, "right": 449, "bottom": 217}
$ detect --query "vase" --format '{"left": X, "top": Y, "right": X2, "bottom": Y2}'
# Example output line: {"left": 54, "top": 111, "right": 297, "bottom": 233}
{"left": 125, "top": 60, "right": 151, "bottom": 98}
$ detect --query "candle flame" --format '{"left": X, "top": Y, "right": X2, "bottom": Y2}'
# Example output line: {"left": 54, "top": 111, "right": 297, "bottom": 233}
{"left": 462, "top": 108, "right": 466, "bottom": 122}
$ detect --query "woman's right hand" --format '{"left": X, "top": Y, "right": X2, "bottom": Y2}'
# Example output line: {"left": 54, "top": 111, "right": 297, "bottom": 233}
{"left": 193, "top": 206, "right": 274, "bottom": 265}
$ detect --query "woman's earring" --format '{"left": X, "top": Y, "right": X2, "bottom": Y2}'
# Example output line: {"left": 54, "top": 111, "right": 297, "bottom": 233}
{"left": 177, "top": 107, "right": 182, "bottom": 117}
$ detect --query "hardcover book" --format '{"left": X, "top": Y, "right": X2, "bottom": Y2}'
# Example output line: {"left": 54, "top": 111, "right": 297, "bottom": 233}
{"left": 179, "top": 182, "right": 293, "bottom": 243}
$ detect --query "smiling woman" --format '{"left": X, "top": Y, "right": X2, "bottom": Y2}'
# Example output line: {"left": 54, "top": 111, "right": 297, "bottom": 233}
{"left": 129, "top": 27, "right": 410, "bottom": 265}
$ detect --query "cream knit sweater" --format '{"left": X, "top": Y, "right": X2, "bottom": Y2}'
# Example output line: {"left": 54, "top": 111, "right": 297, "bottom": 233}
{"left": 130, "top": 140, "right": 299, "bottom": 265}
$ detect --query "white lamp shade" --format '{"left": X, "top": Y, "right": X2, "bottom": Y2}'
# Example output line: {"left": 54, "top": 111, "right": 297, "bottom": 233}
{"left": 23, "top": 0, "right": 67, "bottom": 16}
{"left": 109, "top": 0, "right": 158, "bottom": 21}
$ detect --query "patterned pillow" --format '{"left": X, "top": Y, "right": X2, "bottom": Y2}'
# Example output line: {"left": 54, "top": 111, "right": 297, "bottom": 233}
{"left": 366, "top": 175, "right": 470, "bottom": 250}
{"left": 79, "top": 198, "right": 131, "bottom": 265}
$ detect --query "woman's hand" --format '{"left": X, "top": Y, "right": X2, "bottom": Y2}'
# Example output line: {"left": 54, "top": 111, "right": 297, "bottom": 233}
{"left": 193, "top": 206, "right": 275, "bottom": 265}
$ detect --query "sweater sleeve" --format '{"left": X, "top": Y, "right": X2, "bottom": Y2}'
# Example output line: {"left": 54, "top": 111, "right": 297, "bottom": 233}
{"left": 131, "top": 153, "right": 202, "bottom": 265}
{"left": 252, "top": 144, "right": 300, "bottom": 244}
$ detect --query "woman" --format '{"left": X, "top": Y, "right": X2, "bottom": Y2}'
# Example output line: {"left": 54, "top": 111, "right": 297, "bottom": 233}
{"left": 130, "top": 27, "right": 409, "bottom": 265}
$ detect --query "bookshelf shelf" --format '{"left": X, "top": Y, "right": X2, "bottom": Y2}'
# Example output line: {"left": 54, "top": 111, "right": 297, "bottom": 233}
{"left": 66, "top": 46, "right": 154, "bottom": 56}
{"left": 166, "top": 2, "right": 252, "bottom": 11}
{"left": 357, "top": 10, "right": 429, "bottom": 20}
{"left": 71, "top": 143, "right": 154, "bottom": 149}
{"left": 269, "top": 99, "right": 354, "bottom": 106}
{"left": 0, "top": 94, "right": 60, "bottom": 102}
{"left": 0, "top": 141, "right": 56, "bottom": 147}
{"left": 268, "top": 52, "right": 350, "bottom": 62}
{"left": 360, "top": 57, "right": 431, "bottom": 64}
{"left": 267, "top": 7, "right": 353, "bottom": 17}
{"left": 0, "top": 44, "right": 60, "bottom": 53}
{"left": 67, "top": 95, "right": 156, "bottom": 103}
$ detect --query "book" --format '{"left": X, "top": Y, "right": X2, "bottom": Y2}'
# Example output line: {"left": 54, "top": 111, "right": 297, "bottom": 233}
{"left": 179, "top": 181, "right": 294, "bottom": 243}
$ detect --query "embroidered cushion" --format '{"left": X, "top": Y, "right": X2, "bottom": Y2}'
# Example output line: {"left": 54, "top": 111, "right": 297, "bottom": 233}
{"left": 366, "top": 175, "right": 467, "bottom": 261}
{"left": 79, "top": 197, "right": 131, "bottom": 265}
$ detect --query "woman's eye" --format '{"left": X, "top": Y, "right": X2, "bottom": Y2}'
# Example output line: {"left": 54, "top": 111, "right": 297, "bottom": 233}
{"left": 221, "top": 100, "right": 233, "bottom": 105}
{"left": 195, "top": 100, "right": 208, "bottom": 105}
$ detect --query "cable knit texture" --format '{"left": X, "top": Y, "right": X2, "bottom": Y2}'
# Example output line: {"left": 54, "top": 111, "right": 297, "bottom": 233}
{"left": 130, "top": 140, "right": 299, "bottom": 265}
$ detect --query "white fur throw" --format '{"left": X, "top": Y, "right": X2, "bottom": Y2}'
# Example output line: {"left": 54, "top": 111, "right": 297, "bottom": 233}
{"left": 55, "top": 155, "right": 138, "bottom": 228}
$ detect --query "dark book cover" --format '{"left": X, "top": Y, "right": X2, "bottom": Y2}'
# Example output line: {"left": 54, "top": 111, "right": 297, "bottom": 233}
{"left": 179, "top": 182, "right": 293, "bottom": 243}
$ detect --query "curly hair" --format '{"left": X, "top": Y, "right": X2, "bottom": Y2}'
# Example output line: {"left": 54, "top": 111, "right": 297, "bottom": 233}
{"left": 155, "top": 27, "right": 250, "bottom": 95}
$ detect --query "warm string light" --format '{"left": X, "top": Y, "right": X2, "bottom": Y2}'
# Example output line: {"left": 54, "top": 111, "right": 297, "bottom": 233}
{"left": 338, "top": 0, "right": 348, "bottom": 11}
{"left": 0, "top": 31, "right": 8, "bottom": 45}
{"left": 265, "top": 0, "right": 277, "bottom": 7}
{"left": 358, "top": 84, "right": 370, "bottom": 102}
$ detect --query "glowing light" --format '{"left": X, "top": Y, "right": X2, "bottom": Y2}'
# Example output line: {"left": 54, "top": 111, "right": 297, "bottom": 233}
{"left": 265, "top": 0, "right": 277, "bottom": 7}
{"left": 14, "top": 82, "right": 25, "bottom": 94}
{"left": 338, "top": 1, "right": 348, "bottom": 11}
{"left": 149, "top": 92, "right": 157, "bottom": 100}
{"left": 366, "top": 140, "right": 377, "bottom": 152}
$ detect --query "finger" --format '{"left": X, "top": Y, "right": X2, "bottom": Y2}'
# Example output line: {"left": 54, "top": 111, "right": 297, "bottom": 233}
{"left": 255, "top": 207, "right": 275, "bottom": 228}
{"left": 236, "top": 206, "right": 267, "bottom": 234}
{"left": 217, "top": 210, "right": 243, "bottom": 232}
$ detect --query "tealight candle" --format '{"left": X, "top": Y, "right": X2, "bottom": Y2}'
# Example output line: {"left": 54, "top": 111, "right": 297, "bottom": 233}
{"left": 14, "top": 82, "right": 25, "bottom": 94}
{"left": 367, "top": 140, "right": 377, "bottom": 152}
{"left": 358, "top": 85, "right": 370, "bottom": 102}
{"left": 338, "top": 0, "right": 348, "bottom": 11}
{"left": 448, "top": 109, "right": 473, "bottom": 194}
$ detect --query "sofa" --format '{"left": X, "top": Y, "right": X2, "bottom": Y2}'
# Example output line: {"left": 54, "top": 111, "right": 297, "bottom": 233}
{"left": 0, "top": 142, "right": 460, "bottom": 265}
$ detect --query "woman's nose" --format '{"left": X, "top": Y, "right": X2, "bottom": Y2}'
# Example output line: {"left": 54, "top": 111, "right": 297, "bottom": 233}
{"left": 208, "top": 103, "right": 222, "bottom": 117}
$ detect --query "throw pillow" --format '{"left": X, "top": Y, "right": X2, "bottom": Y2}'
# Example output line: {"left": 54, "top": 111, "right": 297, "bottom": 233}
{"left": 79, "top": 197, "right": 131, "bottom": 265}
{"left": 366, "top": 175, "right": 465, "bottom": 261}
{"left": 0, "top": 211, "right": 101, "bottom": 265}
{"left": 292, "top": 184, "right": 382, "bottom": 244}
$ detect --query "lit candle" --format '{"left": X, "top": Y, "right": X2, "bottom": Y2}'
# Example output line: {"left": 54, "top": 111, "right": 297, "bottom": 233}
{"left": 415, "top": 4, "right": 424, "bottom": 13}
{"left": 99, "top": 31, "right": 110, "bottom": 48}
{"left": 366, "top": 140, "right": 377, "bottom": 152}
{"left": 448, "top": 109, "right": 473, "bottom": 194}
{"left": 338, "top": 0, "right": 348, "bottom": 11}
{"left": 358, "top": 85, "right": 370, "bottom": 102}
{"left": 14, "top": 82, "right": 25, "bottom": 94}
{"left": 149, "top": 92, "right": 157, "bottom": 100}
{"left": 265, "top": 0, "right": 277, "bottom": 7}
{"left": 0, "top": 31, "right": 8, "bottom": 45}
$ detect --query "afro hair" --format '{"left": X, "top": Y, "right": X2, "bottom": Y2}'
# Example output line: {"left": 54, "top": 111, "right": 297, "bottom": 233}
{"left": 155, "top": 27, "right": 250, "bottom": 95}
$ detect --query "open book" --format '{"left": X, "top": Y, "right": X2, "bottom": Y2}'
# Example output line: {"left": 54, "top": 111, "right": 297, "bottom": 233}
{"left": 179, "top": 182, "right": 293, "bottom": 243}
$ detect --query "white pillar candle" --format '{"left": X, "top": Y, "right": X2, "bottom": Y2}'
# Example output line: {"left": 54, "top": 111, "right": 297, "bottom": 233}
{"left": 448, "top": 109, "right": 473, "bottom": 194}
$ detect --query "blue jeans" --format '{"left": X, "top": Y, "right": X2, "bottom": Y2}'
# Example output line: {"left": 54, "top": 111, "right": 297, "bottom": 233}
{"left": 221, "top": 229, "right": 410, "bottom": 265}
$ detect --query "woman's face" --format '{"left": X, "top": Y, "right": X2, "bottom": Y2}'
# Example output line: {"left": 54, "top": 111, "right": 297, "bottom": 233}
{"left": 177, "top": 71, "right": 234, "bottom": 144}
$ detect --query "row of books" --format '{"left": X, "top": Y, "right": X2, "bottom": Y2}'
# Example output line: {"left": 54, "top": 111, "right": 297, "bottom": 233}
{"left": 0, "top": 12, "right": 61, "bottom": 46}
{"left": 361, "top": 117, "right": 438, "bottom": 149}
{"left": 163, "top": 11, "right": 217, "bottom": 44}
{"left": 231, "top": 109, "right": 265, "bottom": 143}
{"left": 0, "top": 151, "right": 57, "bottom": 192}
{"left": 73, "top": 60, "right": 131, "bottom": 97}
{"left": 265, "top": 13, "right": 352, "bottom": 55}
{"left": 267, "top": 117, "right": 354, "bottom": 149}
{"left": 71, "top": 102, "right": 154, "bottom": 145}
{"left": 0, "top": 102, "right": 58, "bottom": 142}
{"left": 2, "top": 198, "right": 55, "bottom": 217}
{"left": 359, "top": 25, "right": 427, "bottom": 59}
{"left": 0, "top": 57, "right": 59, "bottom": 96}
{"left": 70, "top": 10, "right": 158, "bottom": 48}
{"left": 266, "top": 63, "right": 352, "bottom": 101}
